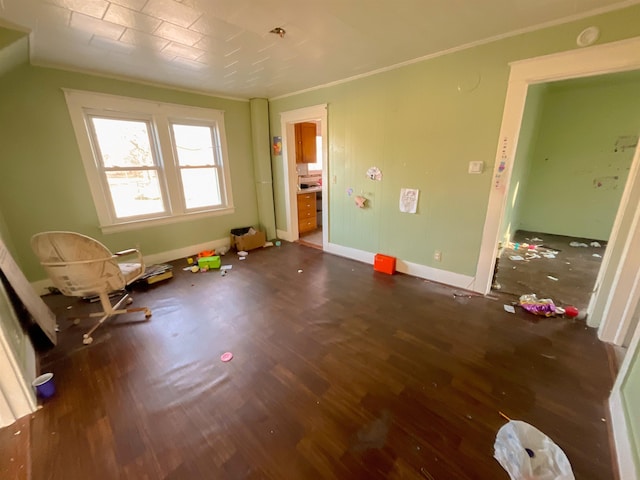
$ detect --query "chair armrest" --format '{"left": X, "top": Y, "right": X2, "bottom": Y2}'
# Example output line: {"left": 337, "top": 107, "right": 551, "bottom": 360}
{"left": 114, "top": 248, "right": 139, "bottom": 257}
{"left": 113, "top": 248, "right": 144, "bottom": 270}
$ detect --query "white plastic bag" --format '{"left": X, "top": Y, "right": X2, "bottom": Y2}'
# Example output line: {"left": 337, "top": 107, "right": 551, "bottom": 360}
{"left": 494, "top": 420, "right": 575, "bottom": 480}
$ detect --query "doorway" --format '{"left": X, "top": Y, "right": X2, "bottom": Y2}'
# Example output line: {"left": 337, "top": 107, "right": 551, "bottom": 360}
{"left": 279, "top": 105, "right": 328, "bottom": 249}
{"left": 491, "top": 73, "right": 640, "bottom": 316}
{"left": 474, "top": 36, "right": 640, "bottom": 347}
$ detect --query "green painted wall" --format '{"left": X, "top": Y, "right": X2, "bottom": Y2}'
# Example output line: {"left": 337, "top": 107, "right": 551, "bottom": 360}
{"left": 622, "top": 344, "right": 640, "bottom": 473}
{"left": 0, "top": 64, "right": 258, "bottom": 281}
{"left": 269, "top": 5, "right": 640, "bottom": 277}
{"left": 249, "top": 98, "right": 277, "bottom": 239}
{"left": 0, "top": 26, "right": 24, "bottom": 49}
{"left": 0, "top": 27, "right": 28, "bottom": 77}
{"left": 499, "top": 85, "right": 546, "bottom": 246}
{"left": 518, "top": 72, "right": 640, "bottom": 240}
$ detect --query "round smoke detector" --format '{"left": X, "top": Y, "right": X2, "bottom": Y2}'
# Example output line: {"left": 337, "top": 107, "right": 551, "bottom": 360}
{"left": 577, "top": 26, "right": 600, "bottom": 47}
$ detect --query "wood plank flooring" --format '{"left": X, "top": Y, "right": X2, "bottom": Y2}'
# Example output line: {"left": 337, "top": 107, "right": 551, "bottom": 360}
{"left": 1, "top": 242, "right": 616, "bottom": 479}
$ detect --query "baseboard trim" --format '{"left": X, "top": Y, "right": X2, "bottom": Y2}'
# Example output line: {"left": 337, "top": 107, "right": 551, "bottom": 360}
{"left": 324, "top": 242, "right": 476, "bottom": 291}
{"left": 31, "top": 237, "right": 232, "bottom": 295}
{"left": 142, "top": 237, "right": 230, "bottom": 266}
{"left": 609, "top": 389, "right": 638, "bottom": 480}
{"left": 33, "top": 237, "right": 477, "bottom": 295}
{"left": 277, "top": 229, "right": 296, "bottom": 242}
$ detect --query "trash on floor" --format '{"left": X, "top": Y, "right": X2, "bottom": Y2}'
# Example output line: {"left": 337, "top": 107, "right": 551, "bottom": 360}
{"left": 519, "top": 294, "right": 556, "bottom": 317}
{"left": 220, "top": 352, "right": 233, "bottom": 362}
{"left": 136, "top": 263, "right": 173, "bottom": 285}
{"left": 510, "top": 255, "right": 525, "bottom": 261}
{"left": 593, "top": 253, "right": 602, "bottom": 258}
{"left": 590, "top": 242, "right": 602, "bottom": 248}
{"left": 564, "top": 306, "right": 579, "bottom": 318}
{"left": 547, "top": 276, "right": 559, "bottom": 281}
{"left": 32, "top": 373, "right": 56, "bottom": 399}
{"left": 504, "top": 305, "right": 516, "bottom": 314}
{"left": 494, "top": 416, "right": 575, "bottom": 480}
{"left": 230, "top": 226, "right": 267, "bottom": 251}
{"left": 569, "top": 242, "right": 588, "bottom": 248}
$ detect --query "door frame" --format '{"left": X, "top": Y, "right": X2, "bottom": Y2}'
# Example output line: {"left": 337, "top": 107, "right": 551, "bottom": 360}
{"left": 474, "top": 37, "right": 640, "bottom": 335}
{"left": 278, "top": 104, "right": 328, "bottom": 245}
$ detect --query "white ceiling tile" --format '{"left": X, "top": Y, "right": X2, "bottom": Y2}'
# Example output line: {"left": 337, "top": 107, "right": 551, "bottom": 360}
{"left": 171, "top": 56, "right": 207, "bottom": 70}
{"left": 162, "top": 41, "right": 204, "bottom": 60}
{"left": 104, "top": 4, "right": 162, "bottom": 33}
{"left": 190, "top": 15, "right": 242, "bottom": 40}
{"left": 39, "top": 3, "right": 72, "bottom": 27}
{"left": 108, "top": 0, "right": 149, "bottom": 11}
{"left": 46, "top": 0, "right": 109, "bottom": 20}
{"left": 142, "top": 0, "right": 202, "bottom": 28}
{"left": 70, "top": 12, "right": 126, "bottom": 40}
{"left": 154, "top": 22, "right": 202, "bottom": 46}
{"left": 120, "top": 28, "right": 169, "bottom": 50}
{"left": 1, "top": 0, "right": 634, "bottom": 98}
{"left": 90, "top": 34, "right": 136, "bottom": 53}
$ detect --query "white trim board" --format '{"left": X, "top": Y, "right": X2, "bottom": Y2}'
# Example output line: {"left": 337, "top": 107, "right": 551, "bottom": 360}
{"left": 32, "top": 236, "right": 232, "bottom": 295}
{"left": 279, "top": 105, "right": 328, "bottom": 248}
{"left": 324, "top": 242, "right": 475, "bottom": 290}
{"left": 474, "top": 36, "right": 640, "bottom": 295}
{"left": 609, "top": 390, "right": 639, "bottom": 480}
{"left": 610, "top": 317, "right": 640, "bottom": 480}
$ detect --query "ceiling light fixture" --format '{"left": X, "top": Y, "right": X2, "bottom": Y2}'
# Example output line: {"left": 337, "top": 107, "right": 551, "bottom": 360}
{"left": 269, "top": 27, "right": 286, "bottom": 38}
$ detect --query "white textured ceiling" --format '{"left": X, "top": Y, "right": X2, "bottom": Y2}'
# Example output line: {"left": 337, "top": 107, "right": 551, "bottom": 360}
{"left": 0, "top": 0, "right": 637, "bottom": 99}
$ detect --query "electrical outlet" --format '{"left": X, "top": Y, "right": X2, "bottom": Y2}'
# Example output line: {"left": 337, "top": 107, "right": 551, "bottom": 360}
{"left": 434, "top": 250, "right": 442, "bottom": 262}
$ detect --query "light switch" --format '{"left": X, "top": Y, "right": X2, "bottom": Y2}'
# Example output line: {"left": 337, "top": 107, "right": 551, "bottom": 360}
{"left": 468, "top": 161, "right": 484, "bottom": 174}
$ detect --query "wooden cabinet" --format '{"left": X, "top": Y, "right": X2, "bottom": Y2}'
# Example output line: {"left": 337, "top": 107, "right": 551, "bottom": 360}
{"left": 295, "top": 122, "right": 317, "bottom": 164}
{"left": 297, "top": 192, "right": 317, "bottom": 233}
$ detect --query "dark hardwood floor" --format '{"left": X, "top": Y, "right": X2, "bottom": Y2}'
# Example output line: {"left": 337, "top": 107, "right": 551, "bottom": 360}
{"left": 1, "top": 242, "right": 616, "bottom": 479}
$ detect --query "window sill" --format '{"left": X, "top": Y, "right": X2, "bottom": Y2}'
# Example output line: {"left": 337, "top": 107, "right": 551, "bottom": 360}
{"left": 100, "top": 207, "right": 235, "bottom": 234}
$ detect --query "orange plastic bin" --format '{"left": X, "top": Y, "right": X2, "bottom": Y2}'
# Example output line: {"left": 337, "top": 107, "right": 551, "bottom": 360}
{"left": 374, "top": 254, "right": 396, "bottom": 275}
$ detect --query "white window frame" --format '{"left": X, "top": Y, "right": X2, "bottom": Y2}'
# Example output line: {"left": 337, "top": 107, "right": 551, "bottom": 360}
{"left": 64, "top": 89, "right": 234, "bottom": 233}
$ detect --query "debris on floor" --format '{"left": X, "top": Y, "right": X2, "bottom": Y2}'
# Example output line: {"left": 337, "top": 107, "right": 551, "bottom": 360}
{"left": 547, "top": 275, "right": 559, "bottom": 281}
{"left": 519, "top": 294, "right": 556, "bottom": 317}
{"left": 136, "top": 264, "right": 174, "bottom": 285}
{"left": 564, "top": 306, "right": 579, "bottom": 318}
{"left": 510, "top": 255, "right": 525, "bottom": 261}
{"left": 220, "top": 352, "right": 233, "bottom": 362}
{"left": 494, "top": 417, "right": 575, "bottom": 480}
{"left": 503, "top": 304, "right": 516, "bottom": 314}
{"left": 590, "top": 242, "right": 601, "bottom": 248}
{"left": 569, "top": 241, "right": 589, "bottom": 248}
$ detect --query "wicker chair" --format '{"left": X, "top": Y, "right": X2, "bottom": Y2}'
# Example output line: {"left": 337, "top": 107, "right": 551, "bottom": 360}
{"left": 31, "top": 231, "right": 151, "bottom": 345}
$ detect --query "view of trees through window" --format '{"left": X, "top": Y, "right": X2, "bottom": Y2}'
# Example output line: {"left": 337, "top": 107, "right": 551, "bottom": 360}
{"left": 91, "top": 117, "right": 164, "bottom": 218}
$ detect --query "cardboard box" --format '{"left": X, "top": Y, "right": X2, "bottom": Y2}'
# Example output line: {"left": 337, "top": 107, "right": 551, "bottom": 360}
{"left": 198, "top": 256, "right": 221, "bottom": 269}
{"left": 230, "top": 228, "right": 266, "bottom": 251}
{"left": 374, "top": 254, "right": 396, "bottom": 275}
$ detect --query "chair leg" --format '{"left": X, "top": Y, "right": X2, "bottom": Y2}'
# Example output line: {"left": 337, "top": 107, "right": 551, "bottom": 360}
{"left": 81, "top": 292, "right": 152, "bottom": 345}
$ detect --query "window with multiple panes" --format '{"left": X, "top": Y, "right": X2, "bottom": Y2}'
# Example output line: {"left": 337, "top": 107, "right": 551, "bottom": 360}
{"left": 65, "top": 90, "right": 234, "bottom": 232}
